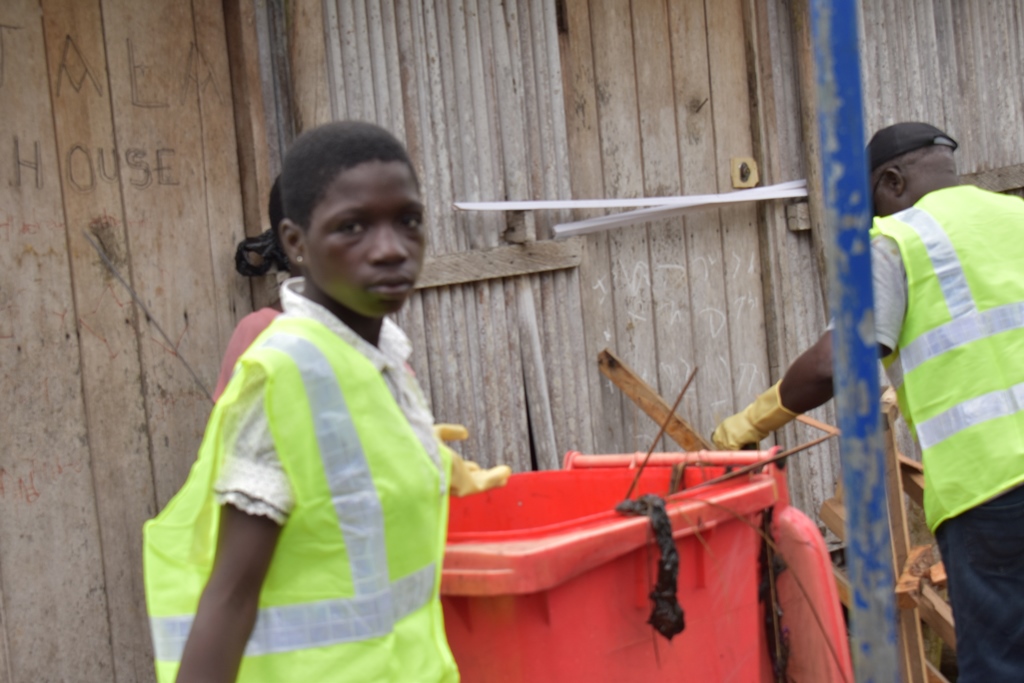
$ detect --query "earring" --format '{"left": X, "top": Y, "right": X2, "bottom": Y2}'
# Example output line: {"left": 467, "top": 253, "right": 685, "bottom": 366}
{"left": 295, "top": 256, "right": 303, "bottom": 263}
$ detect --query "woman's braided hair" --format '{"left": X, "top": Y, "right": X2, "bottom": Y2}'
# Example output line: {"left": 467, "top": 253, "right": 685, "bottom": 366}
{"left": 234, "top": 176, "right": 291, "bottom": 277}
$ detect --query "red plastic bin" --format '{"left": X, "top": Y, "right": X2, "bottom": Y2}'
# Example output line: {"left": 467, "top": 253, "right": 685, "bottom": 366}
{"left": 441, "top": 462, "right": 779, "bottom": 682}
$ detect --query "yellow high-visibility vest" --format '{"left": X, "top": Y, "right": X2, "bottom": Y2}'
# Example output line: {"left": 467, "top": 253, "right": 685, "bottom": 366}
{"left": 872, "top": 184, "right": 1024, "bottom": 530}
{"left": 143, "top": 316, "right": 458, "bottom": 682}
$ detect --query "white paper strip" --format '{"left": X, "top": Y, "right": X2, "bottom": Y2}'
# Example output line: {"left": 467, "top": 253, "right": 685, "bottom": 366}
{"left": 453, "top": 179, "right": 807, "bottom": 212}
{"left": 553, "top": 182, "right": 809, "bottom": 237}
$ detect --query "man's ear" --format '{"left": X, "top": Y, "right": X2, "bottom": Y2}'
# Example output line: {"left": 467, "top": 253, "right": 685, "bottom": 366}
{"left": 879, "top": 167, "right": 906, "bottom": 197}
{"left": 279, "top": 218, "right": 305, "bottom": 266}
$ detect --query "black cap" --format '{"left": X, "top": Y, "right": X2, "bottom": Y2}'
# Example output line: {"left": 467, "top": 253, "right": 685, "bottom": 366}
{"left": 867, "top": 122, "right": 958, "bottom": 172}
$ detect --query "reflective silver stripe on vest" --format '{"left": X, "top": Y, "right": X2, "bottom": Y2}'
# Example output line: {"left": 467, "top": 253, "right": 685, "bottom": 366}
{"left": 150, "top": 564, "right": 435, "bottom": 661}
{"left": 896, "top": 207, "right": 975, "bottom": 319}
{"left": 151, "top": 333, "right": 436, "bottom": 662}
{"left": 916, "top": 382, "right": 1024, "bottom": 450}
{"left": 894, "top": 301, "right": 1024, "bottom": 387}
{"left": 887, "top": 207, "right": 975, "bottom": 389}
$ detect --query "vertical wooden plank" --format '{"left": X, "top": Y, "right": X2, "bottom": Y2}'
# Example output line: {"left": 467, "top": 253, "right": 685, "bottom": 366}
{"left": 630, "top": 0, "right": 697, "bottom": 450}
{"left": 559, "top": 0, "right": 621, "bottom": 454}
{"left": 252, "top": 1, "right": 287, "bottom": 171}
{"left": 100, "top": 0, "right": 223, "bottom": 505}
{"left": 364, "top": 0, "right": 393, "bottom": 128}
{"left": 984, "top": 2, "right": 1014, "bottom": 168}
{"left": 322, "top": 0, "right": 348, "bottom": 119}
{"left": 666, "top": 0, "right": 733, "bottom": 436}
{"left": 530, "top": 0, "right": 592, "bottom": 458}
{"left": 899, "top": 1, "right": 926, "bottom": 123}
{"left": 1014, "top": 2, "right": 1024, "bottom": 166}
{"left": 392, "top": 0, "right": 435, "bottom": 407}
{"left": 508, "top": 0, "right": 544, "bottom": 205}
{"left": 968, "top": 1, "right": 993, "bottom": 168}
{"left": 931, "top": 0, "right": 961, "bottom": 143}
{"left": 424, "top": 0, "right": 469, "bottom": 450}
{"left": 287, "top": 0, "right": 332, "bottom": 131}
{"left": 536, "top": 273, "right": 570, "bottom": 458}
{"left": 39, "top": 0, "right": 161, "bottom": 677}
{"left": 501, "top": 279, "right": 533, "bottom": 471}
{"left": 559, "top": 268, "right": 597, "bottom": 454}
{"left": 949, "top": 0, "right": 980, "bottom": 171}
{"left": 222, "top": 0, "right": 276, "bottom": 309}
{"left": 485, "top": 0, "right": 555, "bottom": 464}
{"left": 1006, "top": 2, "right": 1024, "bottom": 168}
{"left": 0, "top": 1, "right": 115, "bottom": 679}
{"left": 470, "top": 0, "right": 507, "bottom": 223}
{"left": 788, "top": 0, "right": 830, "bottom": 306}
{"left": 379, "top": 0, "right": 406, "bottom": 135}
{"left": 0, "top": 571, "right": 10, "bottom": 682}
{"left": 754, "top": 0, "right": 841, "bottom": 525}
{"left": 438, "top": 0, "right": 495, "bottom": 463}
{"left": 336, "top": 0, "right": 369, "bottom": 120}
{"left": 191, "top": 0, "right": 251, "bottom": 361}
{"left": 588, "top": 0, "right": 660, "bottom": 452}
{"left": 705, "top": 0, "right": 771, "bottom": 420}
{"left": 443, "top": 0, "right": 481, "bottom": 251}
{"left": 909, "top": 2, "right": 943, "bottom": 129}
{"left": 520, "top": 0, "right": 584, "bottom": 462}
{"left": 403, "top": 0, "right": 475, "bottom": 453}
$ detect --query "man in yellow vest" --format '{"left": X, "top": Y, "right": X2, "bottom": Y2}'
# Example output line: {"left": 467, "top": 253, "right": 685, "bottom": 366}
{"left": 712, "top": 122, "right": 1024, "bottom": 682}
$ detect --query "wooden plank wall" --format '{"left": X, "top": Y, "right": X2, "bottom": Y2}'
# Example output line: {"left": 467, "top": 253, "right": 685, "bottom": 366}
{"left": 559, "top": 0, "right": 773, "bottom": 454}
{"left": 0, "top": 1, "right": 248, "bottom": 680}
{"left": 860, "top": 0, "right": 1024, "bottom": 179}
{"left": 284, "top": 0, "right": 594, "bottom": 470}
{"left": 746, "top": 0, "right": 842, "bottom": 520}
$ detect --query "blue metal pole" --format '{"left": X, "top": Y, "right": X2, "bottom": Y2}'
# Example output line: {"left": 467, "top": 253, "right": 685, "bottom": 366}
{"left": 808, "top": 1, "right": 899, "bottom": 681}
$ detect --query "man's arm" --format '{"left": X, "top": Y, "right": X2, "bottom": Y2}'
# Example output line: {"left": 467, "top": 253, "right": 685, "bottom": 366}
{"left": 712, "top": 330, "right": 893, "bottom": 450}
{"left": 175, "top": 506, "right": 281, "bottom": 683}
{"left": 779, "top": 331, "right": 834, "bottom": 413}
{"left": 779, "top": 332, "right": 893, "bottom": 413}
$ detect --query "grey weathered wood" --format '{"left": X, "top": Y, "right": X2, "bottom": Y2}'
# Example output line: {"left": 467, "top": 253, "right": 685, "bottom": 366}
{"left": 788, "top": 0, "right": 829, "bottom": 306}
{"left": 747, "top": 0, "right": 841, "bottom": 521}
{"left": 286, "top": 0, "right": 332, "bottom": 131}
{"left": 559, "top": 0, "right": 621, "bottom": 454}
{"left": 0, "top": 566, "right": 10, "bottom": 683}
{"left": 631, "top": 0, "right": 694, "bottom": 453}
{"left": 0, "top": 2, "right": 115, "bottom": 679}
{"left": 590, "top": 0, "right": 661, "bottom": 453}
{"left": 101, "top": 0, "right": 224, "bottom": 508}
{"left": 706, "top": 0, "right": 771, "bottom": 418}
{"left": 40, "top": 0, "right": 161, "bottom": 678}
{"left": 322, "top": 0, "right": 348, "bottom": 119}
{"left": 222, "top": 0, "right": 277, "bottom": 314}
{"left": 418, "top": 238, "right": 581, "bottom": 288}
{"left": 963, "top": 163, "right": 1024, "bottom": 194}
{"left": 453, "top": 0, "right": 516, "bottom": 463}
{"left": 669, "top": 0, "right": 735, "bottom": 437}
{"left": 192, "top": 0, "right": 252, "bottom": 385}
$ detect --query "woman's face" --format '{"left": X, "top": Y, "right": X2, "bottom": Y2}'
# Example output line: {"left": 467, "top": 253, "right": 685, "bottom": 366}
{"left": 285, "top": 160, "right": 425, "bottom": 335}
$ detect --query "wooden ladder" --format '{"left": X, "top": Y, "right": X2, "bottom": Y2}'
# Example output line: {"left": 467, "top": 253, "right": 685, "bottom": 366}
{"left": 819, "top": 388, "right": 955, "bottom": 683}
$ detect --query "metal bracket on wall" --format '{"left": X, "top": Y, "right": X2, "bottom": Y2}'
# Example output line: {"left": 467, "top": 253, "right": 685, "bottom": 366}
{"left": 731, "top": 157, "right": 760, "bottom": 188}
{"left": 785, "top": 201, "right": 811, "bottom": 232}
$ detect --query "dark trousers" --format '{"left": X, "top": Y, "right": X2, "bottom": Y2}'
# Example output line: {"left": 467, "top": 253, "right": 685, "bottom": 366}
{"left": 935, "top": 484, "right": 1024, "bottom": 683}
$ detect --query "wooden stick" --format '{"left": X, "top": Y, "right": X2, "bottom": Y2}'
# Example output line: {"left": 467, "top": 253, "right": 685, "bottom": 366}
{"left": 624, "top": 367, "right": 699, "bottom": 500}
{"left": 687, "top": 430, "right": 838, "bottom": 492}
{"left": 598, "top": 349, "right": 712, "bottom": 451}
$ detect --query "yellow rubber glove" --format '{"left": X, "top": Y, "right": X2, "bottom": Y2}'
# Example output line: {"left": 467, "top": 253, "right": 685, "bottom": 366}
{"left": 433, "top": 423, "right": 469, "bottom": 442}
{"left": 433, "top": 423, "right": 512, "bottom": 496}
{"left": 711, "top": 380, "right": 798, "bottom": 450}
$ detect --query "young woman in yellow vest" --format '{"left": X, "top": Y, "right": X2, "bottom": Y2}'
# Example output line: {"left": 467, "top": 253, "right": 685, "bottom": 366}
{"left": 144, "top": 120, "right": 508, "bottom": 682}
{"left": 712, "top": 122, "right": 1024, "bottom": 682}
